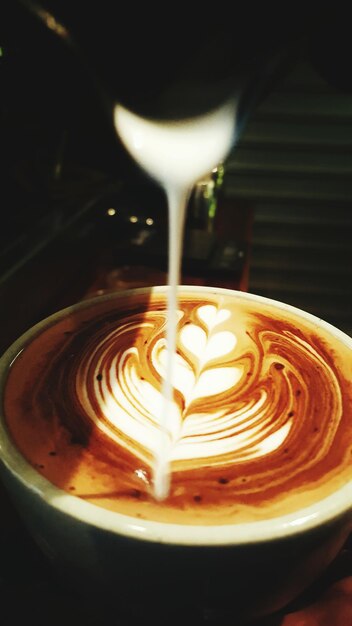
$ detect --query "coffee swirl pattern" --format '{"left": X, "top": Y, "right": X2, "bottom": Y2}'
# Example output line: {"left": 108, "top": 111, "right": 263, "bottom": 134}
{"left": 4, "top": 291, "right": 352, "bottom": 524}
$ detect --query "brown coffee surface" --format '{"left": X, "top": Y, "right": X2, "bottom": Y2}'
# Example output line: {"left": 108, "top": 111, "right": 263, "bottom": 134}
{"left": 3, "top": 290, "right": 352, "bottom": 524}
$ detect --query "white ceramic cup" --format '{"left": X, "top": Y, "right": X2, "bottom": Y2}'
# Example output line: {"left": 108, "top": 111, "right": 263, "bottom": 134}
{"left": 1, "top": 287, "right": 352, "bottom": 623}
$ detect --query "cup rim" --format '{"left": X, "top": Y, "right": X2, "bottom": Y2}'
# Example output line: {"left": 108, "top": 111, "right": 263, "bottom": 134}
{"left": 1, "top": 285, "right": 352, "bottom": 546}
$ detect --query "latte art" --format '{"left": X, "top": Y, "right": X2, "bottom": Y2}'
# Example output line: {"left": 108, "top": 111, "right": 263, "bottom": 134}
{"left": 76, "top": 304, "right": 243, "bottom": 464}
{"left": 75, "top": 302, "right": 340, "bottom": 470}
{"left": 4, "top": 289, "right": 352, "bottom": 524}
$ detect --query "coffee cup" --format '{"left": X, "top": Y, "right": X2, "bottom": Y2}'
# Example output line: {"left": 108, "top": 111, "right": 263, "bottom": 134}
{"left": 1, "top": 286, "right": 352, "bottom": 623}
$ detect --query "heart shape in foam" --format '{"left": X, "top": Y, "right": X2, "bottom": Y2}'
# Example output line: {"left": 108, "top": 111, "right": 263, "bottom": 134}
{"left": 74, "top": 303, "right": 314, "bottom": 469}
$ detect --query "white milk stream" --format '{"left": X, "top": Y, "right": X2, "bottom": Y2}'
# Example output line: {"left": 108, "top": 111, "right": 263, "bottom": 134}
{"left": 114, "top": 100, "right": 237, "bottom": 499}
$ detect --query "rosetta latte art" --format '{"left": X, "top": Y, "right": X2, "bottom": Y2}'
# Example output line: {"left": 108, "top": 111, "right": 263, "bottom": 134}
{"left": 4, "top": 291, "right": 352, "bottom": 524}
{"left": 76, "top": 302, "right": 341, "bottom": 471}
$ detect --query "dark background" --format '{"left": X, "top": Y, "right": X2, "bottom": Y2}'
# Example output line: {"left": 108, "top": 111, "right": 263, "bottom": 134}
{"left": 1, "top": 3, "right": 352, "bottom": 350}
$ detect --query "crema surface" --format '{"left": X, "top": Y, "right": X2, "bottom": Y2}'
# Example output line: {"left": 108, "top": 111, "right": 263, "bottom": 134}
{"left": 4, "top": 290, "right": 352, "bottom": 524}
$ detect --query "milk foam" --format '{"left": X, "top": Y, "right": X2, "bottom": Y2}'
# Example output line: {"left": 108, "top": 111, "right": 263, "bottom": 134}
{"left": 114, "top": 101, "right": 237, "bottom": 498}
{"left": 5, "top": 290, "right": 352, "bottom": 524}
{"left": 74, "top": 300, "right": 342, "bottom": 473}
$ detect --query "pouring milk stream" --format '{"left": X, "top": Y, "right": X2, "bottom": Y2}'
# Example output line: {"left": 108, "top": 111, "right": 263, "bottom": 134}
{"left": 114, "top": 100, "right": 237, "bottom": 499}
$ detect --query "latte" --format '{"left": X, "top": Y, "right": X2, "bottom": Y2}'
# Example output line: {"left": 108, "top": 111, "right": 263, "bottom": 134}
{"left": 3, "top": 287, "right": 352, "bottom": 525}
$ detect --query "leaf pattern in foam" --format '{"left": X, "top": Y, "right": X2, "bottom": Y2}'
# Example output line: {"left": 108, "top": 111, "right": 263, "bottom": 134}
{"left": 77, "top": 303, "right": 313, "bottom": 468}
